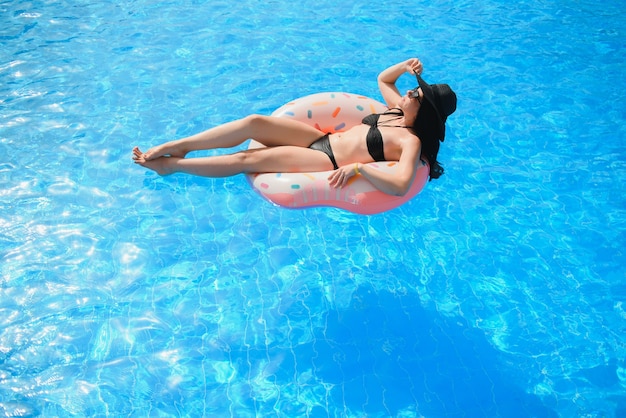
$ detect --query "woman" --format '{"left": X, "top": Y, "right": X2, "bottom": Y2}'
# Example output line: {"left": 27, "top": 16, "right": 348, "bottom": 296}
{"left": 133, "top": 58, "right": 457, "bottom": 196}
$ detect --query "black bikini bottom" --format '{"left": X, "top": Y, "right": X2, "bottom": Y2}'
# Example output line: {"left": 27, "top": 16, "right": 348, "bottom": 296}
{"left": 308, "top": 134, "right": 338, "bottom": 170}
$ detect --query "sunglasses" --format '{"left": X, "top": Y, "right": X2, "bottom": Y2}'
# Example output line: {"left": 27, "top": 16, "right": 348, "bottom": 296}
{"left": 410, "top": 87, "right": 422, "bottom": 103}
{"left": 410, "top": 71, "right": 423, "bottom": 103}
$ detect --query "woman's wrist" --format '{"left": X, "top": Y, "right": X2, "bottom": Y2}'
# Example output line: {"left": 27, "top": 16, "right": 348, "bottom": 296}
{"left": 353, "top": 163, "right": 360, "bottom": 175}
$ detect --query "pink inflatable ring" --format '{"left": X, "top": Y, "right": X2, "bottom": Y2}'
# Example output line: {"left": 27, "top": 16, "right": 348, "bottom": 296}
{"left": 246, "top": 92, "right": 429, "bottom": 215}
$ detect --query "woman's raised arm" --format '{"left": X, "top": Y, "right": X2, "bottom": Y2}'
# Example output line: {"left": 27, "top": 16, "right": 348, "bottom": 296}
{"left": 377, "top": 58, "right": 423, "bottom": 108}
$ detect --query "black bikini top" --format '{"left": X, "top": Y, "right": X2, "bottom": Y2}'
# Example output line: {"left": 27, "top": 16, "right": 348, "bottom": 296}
{"left": 361, "top": 109, "right": 410, "bottom": 161}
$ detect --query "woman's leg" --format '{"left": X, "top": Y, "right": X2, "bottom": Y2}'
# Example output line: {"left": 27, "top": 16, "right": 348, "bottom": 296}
{"left": 133, "top": 145, "right": 335, "bottom": 177}
{"left": 140, "top": 115, "right": 323, "bottom": 160}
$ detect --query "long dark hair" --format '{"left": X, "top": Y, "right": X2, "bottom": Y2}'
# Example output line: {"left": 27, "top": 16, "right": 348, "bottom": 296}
{"left": 411, "top": 103, "right": 444, "bottom": 180}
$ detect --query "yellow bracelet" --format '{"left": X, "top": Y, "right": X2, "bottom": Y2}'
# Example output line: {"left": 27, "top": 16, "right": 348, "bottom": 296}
{"left": 353, "top": 163, "right": 360, "bottom": 175}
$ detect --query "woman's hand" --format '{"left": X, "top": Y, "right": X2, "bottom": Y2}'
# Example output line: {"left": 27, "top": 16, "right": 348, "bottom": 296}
{"left": 405, "top": 58, "right": 423, "bottom": 75}
{"left": 328, "top": 164, "right": 359, "bottom": 189}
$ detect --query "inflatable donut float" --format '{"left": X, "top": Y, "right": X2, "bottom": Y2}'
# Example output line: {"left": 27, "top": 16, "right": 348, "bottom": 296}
{"left": 246, "top": 92, "right": 429, "bottom": 215}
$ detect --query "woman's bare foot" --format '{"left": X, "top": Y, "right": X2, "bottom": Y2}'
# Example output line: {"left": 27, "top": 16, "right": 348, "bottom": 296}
{"left": 141, "top": 140, "right": 189, "bottom": 161}
{"left": 133, "top": 146, "right": 180, "bottom": 176}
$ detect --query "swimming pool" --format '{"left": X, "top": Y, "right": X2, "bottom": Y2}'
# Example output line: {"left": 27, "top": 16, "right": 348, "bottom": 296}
{"left": 1, "top": 0, "right": 624, "bottom": 416}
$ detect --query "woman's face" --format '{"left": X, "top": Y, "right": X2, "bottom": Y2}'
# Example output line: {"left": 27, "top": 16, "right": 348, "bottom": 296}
{"left": 399, "top": 88, "right": 423, "bottom": 121}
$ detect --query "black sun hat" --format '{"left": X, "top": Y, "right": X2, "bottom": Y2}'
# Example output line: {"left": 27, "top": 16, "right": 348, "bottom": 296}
{"left": 414, "top": 73, "right": 457, "bottom": 142}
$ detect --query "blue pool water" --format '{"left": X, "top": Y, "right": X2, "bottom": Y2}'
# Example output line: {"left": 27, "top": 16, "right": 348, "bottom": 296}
{"left": 1, "top": 0, "right": 625, "bottom": 416}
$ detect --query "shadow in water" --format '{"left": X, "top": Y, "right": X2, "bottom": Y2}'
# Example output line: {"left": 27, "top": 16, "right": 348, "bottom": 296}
{"left": 310, "top": 284, "right": 558, "bottom": 417}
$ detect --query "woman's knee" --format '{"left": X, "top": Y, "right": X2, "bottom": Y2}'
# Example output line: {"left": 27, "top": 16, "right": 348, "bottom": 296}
{"left": 241, "top": 114, "right": 270, "bottom": 130}
{"left": 234, "top": 150, "right": 259, "bottom": 171}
